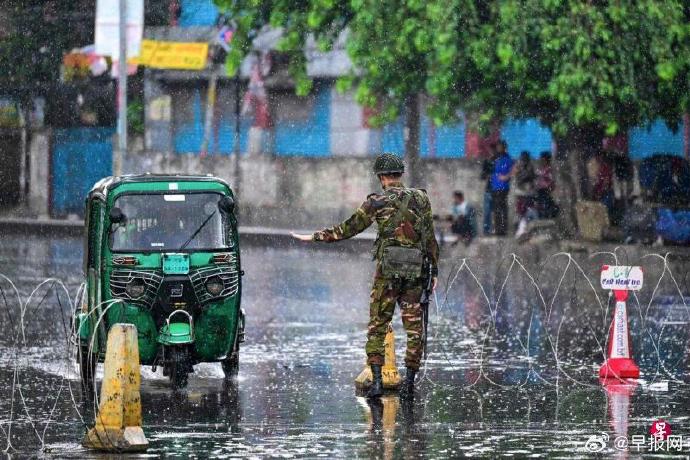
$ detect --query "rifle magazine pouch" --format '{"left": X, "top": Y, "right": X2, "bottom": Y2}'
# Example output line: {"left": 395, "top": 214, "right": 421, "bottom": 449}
{"left": 380, "top": 246, "right": 424, "bottom": 280}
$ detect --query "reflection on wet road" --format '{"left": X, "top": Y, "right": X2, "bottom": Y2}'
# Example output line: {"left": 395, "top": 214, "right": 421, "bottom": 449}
{"left": 1, "top": 234, "right": 690, "bottom": 457}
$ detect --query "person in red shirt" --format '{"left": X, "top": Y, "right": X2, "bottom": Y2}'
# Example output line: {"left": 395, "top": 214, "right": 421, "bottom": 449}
{"left": 535, "top": 151, "right": 559, "bottom": 218}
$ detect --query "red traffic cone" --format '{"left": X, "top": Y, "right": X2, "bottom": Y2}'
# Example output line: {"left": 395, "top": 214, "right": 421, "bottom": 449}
{"left": 599, "top": 290, "right": 640, "bottom": 379}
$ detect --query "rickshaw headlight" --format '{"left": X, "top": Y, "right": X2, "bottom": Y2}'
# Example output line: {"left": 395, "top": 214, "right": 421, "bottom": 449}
{"left": 125, "top": 279, "right": 146, "bottom": 299}
{"left": 205, "top": 277, "right": 224, "bottom": 296}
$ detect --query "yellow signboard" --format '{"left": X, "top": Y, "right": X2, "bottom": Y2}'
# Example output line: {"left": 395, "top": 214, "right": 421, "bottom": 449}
{"left": 132, "top": 40, "right": 208, "bottom": 70}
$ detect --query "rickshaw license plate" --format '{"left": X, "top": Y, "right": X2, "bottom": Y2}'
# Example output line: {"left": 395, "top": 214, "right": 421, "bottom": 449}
{"left": 163, "top": 254, "right": 190, "bottom": 274}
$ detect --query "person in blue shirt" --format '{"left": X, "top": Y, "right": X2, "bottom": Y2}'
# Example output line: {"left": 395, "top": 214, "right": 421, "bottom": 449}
{"left": 490, "top": 140, "right": 514, "bottom": 236}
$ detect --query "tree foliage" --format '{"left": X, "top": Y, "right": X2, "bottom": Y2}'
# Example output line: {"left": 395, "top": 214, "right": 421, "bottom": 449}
{"left": 483, "top": 0, "right": 690, "bottom": 136}
{"left": 0, "top": 0, "right": 94, "bottom": 88}
{"left": 216, "top": 0, "right": 486, "bottom": 126}
{"left": 216, "top": 0, "right": 690, "bottom": 135}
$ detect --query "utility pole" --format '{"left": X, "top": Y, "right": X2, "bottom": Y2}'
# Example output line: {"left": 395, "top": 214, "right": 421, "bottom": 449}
{"left": 115, "top": 0, "right": 128, "bottom": 176}
{"left": 233, "top": 74, "right": 241, "bottom": 199}
{"left": 200, "top": 71, "right": 217, "bottom": 157}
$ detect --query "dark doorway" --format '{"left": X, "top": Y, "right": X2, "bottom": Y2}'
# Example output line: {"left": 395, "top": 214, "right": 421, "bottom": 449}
{"left": 0, "top": 131, "right": 22, "bottom": 208}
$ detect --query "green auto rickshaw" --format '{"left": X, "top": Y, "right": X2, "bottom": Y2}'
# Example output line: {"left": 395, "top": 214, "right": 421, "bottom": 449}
{"left": 73, "top": 174, "right": 245, "bottom": 391}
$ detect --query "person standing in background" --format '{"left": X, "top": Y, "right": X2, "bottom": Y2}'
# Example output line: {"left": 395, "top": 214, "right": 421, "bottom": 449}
{"left": 480, "top": 145, "right": 498, "bottom": 235}
{"left": 490, "top": 141, "right": 514, "bottom": 236}
{"left": 512, "top": 151, "right": 537, "bottom": 237}
{"left": 535, "top": 151, "right": 559, "bottom": 218}
{"left": 588, "top": 151, "right": 614, "bottom": 217}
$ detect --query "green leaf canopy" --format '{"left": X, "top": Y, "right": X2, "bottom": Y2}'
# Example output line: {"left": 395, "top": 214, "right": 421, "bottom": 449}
{"left": 216, "top": 0, "right": 690, "bottom": 134}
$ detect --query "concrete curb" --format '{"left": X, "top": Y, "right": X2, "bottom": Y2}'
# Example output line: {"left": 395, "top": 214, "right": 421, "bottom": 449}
{"left": 0, "top": 217, "right": 84, "bottom": 236}
{"left": 2, "top": 217, "right": 686, "bottom": 258}
{"left": 0, "top": 217, "right": 382, "bottom": 250}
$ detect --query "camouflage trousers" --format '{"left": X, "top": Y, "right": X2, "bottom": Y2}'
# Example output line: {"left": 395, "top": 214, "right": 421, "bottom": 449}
{"left": 365, "top": 275, "right": 424, "bottom": 370}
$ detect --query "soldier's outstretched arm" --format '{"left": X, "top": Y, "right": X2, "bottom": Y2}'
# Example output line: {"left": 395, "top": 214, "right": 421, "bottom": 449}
{"left": 310, "top": 198, "right": 376, "bottom": 242}
{"left": 291, "top": 232, "right": 314, "bottom": 241}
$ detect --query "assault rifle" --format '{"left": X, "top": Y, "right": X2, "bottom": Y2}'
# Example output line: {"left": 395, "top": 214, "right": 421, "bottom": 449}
{"left": 420, "top": 260, "right": 434, "bottom": 361}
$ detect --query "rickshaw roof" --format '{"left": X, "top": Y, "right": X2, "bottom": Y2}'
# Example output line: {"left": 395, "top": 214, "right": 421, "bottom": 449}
{"left": 88, "top": 174, "right": 232, "bottom": 201}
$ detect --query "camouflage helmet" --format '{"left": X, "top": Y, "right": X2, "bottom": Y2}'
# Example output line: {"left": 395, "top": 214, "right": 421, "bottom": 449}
{"left": 373, "top": 153, "right": 405, "bottom": 175}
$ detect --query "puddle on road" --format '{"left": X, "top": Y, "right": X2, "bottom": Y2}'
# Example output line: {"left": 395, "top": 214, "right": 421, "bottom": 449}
{"left": 1, "top": 234, "right": 689, "bottom": 457}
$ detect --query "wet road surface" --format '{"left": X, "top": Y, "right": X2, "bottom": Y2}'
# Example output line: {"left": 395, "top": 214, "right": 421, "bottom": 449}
{"left": 1, "top": 233, "right": 690, "bottom": 458}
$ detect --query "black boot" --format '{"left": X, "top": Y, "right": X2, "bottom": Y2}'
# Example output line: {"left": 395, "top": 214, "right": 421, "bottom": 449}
{"left": 399, "top": 367, "right": 416, "bottom": 399}
{"left": 367, "top": 364, "right": 384, "bottom": 399}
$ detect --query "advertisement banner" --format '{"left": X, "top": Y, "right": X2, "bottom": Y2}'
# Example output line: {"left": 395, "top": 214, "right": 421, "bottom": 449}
{"left": 133, "top": 40, "right": 209, "bottom": 70}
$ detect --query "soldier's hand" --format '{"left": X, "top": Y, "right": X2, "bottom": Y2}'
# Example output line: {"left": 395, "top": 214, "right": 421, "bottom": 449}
{"left": 291, "top": 232, "right": 314, "bottom": 242}
{"left": 431, "top": 277, "right": 438, "bottom": 293}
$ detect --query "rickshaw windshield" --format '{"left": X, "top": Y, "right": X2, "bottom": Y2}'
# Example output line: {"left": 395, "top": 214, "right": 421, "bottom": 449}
{"left": 110, "top": 192, "right": 232, "bottom": 252}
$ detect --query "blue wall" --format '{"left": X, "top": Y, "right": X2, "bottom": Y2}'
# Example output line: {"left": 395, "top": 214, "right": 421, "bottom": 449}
{"left": 381, "top": 119, "right": 404, "bottom": 155}
{"left": 384, "top": 116, "right": 684, "bottom": 159}
{"left": 168, "top": 81, "right": 685, "bottom": 158}
{"left": 501, "top": 118, "right": 553, "bottom": 157}
{"left": 51, "top": 128, "right": 113, "bottom": 217}
{"left": 274, "top": 83, "right": 331, "bottom": 156}
{"left": 383, "top": 115, "right": 550, "bottom": 158}
{"left": 629, "top": 120, "right": 684, "bottom": 159}
{"left": 382, "top": 117, "right": 465, "bottom": 158}
{"left": 172, "top": 84, "right": 331, "bottom": 156}
{"left": 173, "top": 88, "right": 249, "bottom": 155}
{"left": 179, "top": 0, "right": 219, "bottom": 27}
{"left": 421, "top": 116, "right": 465, "bottom": 157}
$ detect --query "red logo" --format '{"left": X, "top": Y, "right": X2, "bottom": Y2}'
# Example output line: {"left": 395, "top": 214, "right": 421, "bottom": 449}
{"left": 649, "top": 420, "right": 672, "bottom": 440}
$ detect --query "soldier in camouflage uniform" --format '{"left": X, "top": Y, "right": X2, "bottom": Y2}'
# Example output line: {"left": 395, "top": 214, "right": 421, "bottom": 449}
{"left": 292, "top": 154, "right": 439, "bottom": 399}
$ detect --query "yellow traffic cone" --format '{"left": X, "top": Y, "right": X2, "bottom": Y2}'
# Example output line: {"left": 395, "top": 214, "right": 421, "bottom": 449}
{"left": 83, "top": 323, "right": 149, "bottom": 452}
{"left": 355, "top": 324, "right": 401, "bottom": 392}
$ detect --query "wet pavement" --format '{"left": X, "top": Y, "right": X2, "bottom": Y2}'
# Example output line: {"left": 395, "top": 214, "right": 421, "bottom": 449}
{"left": 1, "top": 233, "right": 690, "bottom": 458}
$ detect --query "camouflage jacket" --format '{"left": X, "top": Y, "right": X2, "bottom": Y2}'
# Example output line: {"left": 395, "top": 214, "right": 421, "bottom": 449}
{"left": 313, "top": 181, "right": 439, "bottom": 277}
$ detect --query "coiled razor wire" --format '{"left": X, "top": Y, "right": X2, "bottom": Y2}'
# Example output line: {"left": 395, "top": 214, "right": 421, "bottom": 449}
{"left": 417, "top": 249, "right": 690, "bottom": 393}
{"left": 0, "top": 249, "right": 688, "bottom": 453}
{"left": 0, "top": 275, "right": 127, "bottom": 453}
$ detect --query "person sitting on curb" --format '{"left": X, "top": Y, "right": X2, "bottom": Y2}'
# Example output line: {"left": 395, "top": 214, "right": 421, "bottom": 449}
{"left": 449, "top": 191, "right": 477, "bottom": 246}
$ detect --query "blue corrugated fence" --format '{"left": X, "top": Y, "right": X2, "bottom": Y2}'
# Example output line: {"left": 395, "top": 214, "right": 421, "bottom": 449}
{"left": 51, "top": 128, "right": 113, "bottom": 217}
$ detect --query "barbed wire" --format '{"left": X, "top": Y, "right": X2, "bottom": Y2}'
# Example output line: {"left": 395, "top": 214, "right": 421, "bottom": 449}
{"left": 0, "top": 249, "right": 688, "bottom": 453}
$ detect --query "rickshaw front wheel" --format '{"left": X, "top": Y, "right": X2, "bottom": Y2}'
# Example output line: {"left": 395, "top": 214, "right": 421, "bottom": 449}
{"left": 166, "top": 346, "right": 191, "bottom": 390}
{"left": 222, "top": 338, "right": 240, "bottom": 380}
{"left": 221, "top": 353, "right": 239, "bottom": 380}
{"left": 78, "top": 341, "right": 97, "bottom": 397}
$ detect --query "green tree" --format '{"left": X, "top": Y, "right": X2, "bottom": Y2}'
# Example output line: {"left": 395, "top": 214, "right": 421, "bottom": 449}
{"left": 216, "top": 0, "right": 690, "bottom": 232}
{"left": 0, "top": 0, "right": 95, "bottom": 88}
{"left": 0, "top": 0, "right": 170, "bottom": 88}
{"left": 462, "top": 1, "right": 690, "bottom": 230}
{"left": 215, "top": 0, "right": 486, "bottom": 186}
